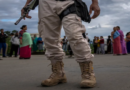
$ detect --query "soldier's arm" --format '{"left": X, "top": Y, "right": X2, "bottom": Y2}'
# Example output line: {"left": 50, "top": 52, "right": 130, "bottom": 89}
{"left": 21, "top": 0, "right": 32, "bottom": 19}
{"left": 89, "top": 0, "right": 100, "bottom": 19}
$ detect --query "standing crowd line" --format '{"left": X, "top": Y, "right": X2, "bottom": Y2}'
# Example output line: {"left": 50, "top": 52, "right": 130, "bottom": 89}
{"left": 0, "top": 25, "right": 44, "bottom": 60}
{"left": 93, "top": 26, "right": 130, "bottom": 55}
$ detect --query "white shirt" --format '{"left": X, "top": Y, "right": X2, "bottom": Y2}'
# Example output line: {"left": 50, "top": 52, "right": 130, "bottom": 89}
{"left": 10, "top": 36, "right": 15, "bottom": 43}
{"left": 12, "top": 37, "right": 20, "bottom": 45}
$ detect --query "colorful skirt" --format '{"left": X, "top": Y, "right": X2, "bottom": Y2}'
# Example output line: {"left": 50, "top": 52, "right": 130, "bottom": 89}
{"left": 20, "top": 45, "right": 31, "bottom": 58}
{"left": 113, "top": 37, "right": 122, "bottom": 54}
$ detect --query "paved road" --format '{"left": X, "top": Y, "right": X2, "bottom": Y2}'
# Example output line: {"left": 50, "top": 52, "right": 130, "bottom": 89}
{"left": 0, "top": 55, "right": 130, "bottom": 90}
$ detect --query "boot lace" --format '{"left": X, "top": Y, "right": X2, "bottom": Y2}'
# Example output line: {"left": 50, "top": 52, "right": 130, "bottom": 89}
{"left": 48, "top": 62, "right": 63, "bottom": 79}
{"left": 82, "top": 62, "right": 92, "bottom": 79}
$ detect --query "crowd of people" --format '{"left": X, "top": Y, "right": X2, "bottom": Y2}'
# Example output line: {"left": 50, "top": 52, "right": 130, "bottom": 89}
{"left": 93, "top": 26, "right": 130, "bottom": 55}
{"left": 32, "top": 34, "right": 44, "bottom": 53}
{"left": 61, "top": 32, "right": 90, "bottom": 58}
{"left": 112, "top": 26, "right": 129, "bottom": 55}
{"left": 0, "top": 25, "right": 44, "bottom": 60}
{"left": 0, "top": 25, "right": 130, "bottom": 59}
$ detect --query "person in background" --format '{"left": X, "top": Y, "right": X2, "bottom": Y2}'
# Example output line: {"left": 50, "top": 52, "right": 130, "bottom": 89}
{"left": 107, "top": 36, "right": 111, "bottom": 54}
{"left": 100, "top": 36, "right": 105, "bottom": 54}
{"left": 111, "top": 27, "right": 122, "bottom": 55}
{"left": 96, "top": 37, "right": 100, "bottom": 54}
{"left": 10, "top": 33, "right": 15, "bottom": 43}
{"left": 111, "top": 36, "right": 113, "bottom": 54}
{"left": 93, "top": 36, "right": 97, "bottom": 54}
{"left": 67, "top": 41, "right": 73, "bottom": 58}
{"left": 37, "top": 36, "right": 43, "bottom": 52}
{"left": 9, "top": 33, "right": 15, "bottom": 56}
{"left": 19, "top": 25, "right": 31, "bottom": 59}
{"left": 19, "top": 25, "right": 27, "bottom": 40}
{"left": 20, "top": 32, "right": 32, "bottom": 59}
{"left": 116, "top": 26, "right": 127, "bottom": 55}
{"left": 10, "top": 32, "right": 20, "bottom": 57}
{"left": 0, "top": 29, "right": 8, "bottom": 57}
{"left": 126, "top": 32, "right": 130, "bottom": 54}
{"left": 62, "top": 36, "right": 67, "bottom": 52}
{"left": 33, "top": 34, "right": 38, "bottom": 53}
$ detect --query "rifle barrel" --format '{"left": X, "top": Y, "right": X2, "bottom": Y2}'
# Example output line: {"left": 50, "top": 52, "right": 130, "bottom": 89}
{"left": 14, "top": 17, "right": 23, "bottom": 25}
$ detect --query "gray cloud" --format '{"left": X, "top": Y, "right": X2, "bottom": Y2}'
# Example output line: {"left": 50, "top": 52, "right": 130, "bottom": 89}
{"left": 0, "top": 0, "right": 130, "bottom": 40}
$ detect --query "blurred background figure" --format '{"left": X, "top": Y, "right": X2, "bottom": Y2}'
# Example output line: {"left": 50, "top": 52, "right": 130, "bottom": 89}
{"left": 100, "top": 36, "right": 105, "bottom": 54}
{"left": 0, "top": 29, "right": 8, "bottom": 57}
{"left": 126, "top": 32, "right": 130, "bottom": 54}
{"left": 62, "top": 36, "right": 67, "bottom": 52}
{"left": 9, "top": 32, "right": 20, "bottom": 57}
{"left": 19, "top": 25, "right": 32, "bottom": 59}
{"left": 9, "top": 33, "right": 14, "bottom": 56}
{"left": 107, "top": 36, "right": 111, "bottom": 54}
{"left": 33, "top": 34, "right": 38, "bottom": 53}
{"left": 116, "top": 26, "right": 127, "bottom": 55}
{"left": 96, "top": 37, "right": 100, "bottom": 54}
{"left": 37, "top": 36, "right": 43, "bottom": 52}
{"left": 93, "top": 36, "right": 97, "bottom": 54}
{"left": 67, "top": 41, "right": 73, "bottom": 58}
{"left": 111, "top": 27, "right": 122, "bottom": 55}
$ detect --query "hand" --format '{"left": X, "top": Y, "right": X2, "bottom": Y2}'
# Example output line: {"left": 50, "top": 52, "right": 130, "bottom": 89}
{"left": 89, "top": 1, "right": 100, "bottom": 19}
{"left": 21, "top": 7, "right": 32, "bottom": 20}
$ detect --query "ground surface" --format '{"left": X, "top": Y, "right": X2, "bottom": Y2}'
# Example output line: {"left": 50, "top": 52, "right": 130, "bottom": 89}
{"left": 0, "top": 55, "right": 130, "bottom": 90}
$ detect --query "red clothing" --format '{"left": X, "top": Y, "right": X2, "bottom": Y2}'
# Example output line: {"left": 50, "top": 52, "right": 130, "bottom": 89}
{"left": 19, "top": 30, "right": 26, "bottom": 39}
{"left": 100, "top": 39, "right": 104, "bottom": 44}
{"left": 113, "top": 36, "right": 122, "bottom": 54}
{"left": 20, "top": 45, "right": 31, "bottom": 58}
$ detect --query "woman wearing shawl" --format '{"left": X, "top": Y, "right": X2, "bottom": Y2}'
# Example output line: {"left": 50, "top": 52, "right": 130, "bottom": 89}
{"left": 37, "top": 36, "right": 43, "bottom": 51}
{"left": 33, "top": 35, "right": 38, "bottom": 52}
{"left": 116, "top": 26, "right": 127, "bottom": 55}
{"left": 19, "top": 29, "right": 32, "bottom": 59}
{"left": 126, "top": 32, "right": 130, "bottom": 54}
{"left": 111, "top": 27, "right": 122, "bottom": 55}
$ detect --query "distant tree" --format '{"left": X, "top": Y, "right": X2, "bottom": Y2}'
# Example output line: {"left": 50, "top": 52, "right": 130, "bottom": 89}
{"left": 12, "top": 30, "right": 18, "bottom": 34}
{"left": 4, "top": 31, "right": 11, "bottom": 36}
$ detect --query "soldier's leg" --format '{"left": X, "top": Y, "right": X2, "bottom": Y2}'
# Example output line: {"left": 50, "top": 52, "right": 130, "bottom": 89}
{"left": 62, "top": 14, "right": 96, "bottom": 88}
{"left": 39, "top": 0, "right": 67, "bottom": 86}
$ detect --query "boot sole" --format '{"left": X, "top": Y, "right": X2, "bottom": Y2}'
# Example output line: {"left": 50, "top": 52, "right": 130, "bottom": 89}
{"left": 81, "top": 83, "right": 95, "bottom": 88}
{"left": 41, "top": 79, "right": 67, "bottom": 87}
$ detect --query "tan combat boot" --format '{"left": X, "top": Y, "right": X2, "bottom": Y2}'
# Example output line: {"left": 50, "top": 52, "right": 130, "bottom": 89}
{"left": 41, "top": 61, "right": 67, "bottom": 86}
{"left": 79, "top": 61, "right": 96, "bottom": 88}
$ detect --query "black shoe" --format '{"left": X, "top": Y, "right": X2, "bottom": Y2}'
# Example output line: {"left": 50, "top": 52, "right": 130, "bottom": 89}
{"left": 3, "top": 56, "right": 6, "bottom": 58}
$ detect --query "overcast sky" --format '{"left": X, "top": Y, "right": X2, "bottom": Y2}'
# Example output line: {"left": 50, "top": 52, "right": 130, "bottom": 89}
{"left": 0, "top": 0, "right": 130, "bottom": 40}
